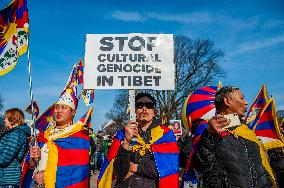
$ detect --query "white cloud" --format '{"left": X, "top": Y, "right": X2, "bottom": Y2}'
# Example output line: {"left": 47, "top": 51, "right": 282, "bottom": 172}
{"left": 111, "top": 11, "right": 214, "bottom": 24}
{"left": 228, "top": 33, "right": 284, "bottom": 56}
{"left": 112, "top": 11, "right": 145, "bottom": 22}
{"left": 261, "top": 19, "right": 284, "bottom": 29}
{"left": 146, "top": 12, "right": 213, "bottom": 24}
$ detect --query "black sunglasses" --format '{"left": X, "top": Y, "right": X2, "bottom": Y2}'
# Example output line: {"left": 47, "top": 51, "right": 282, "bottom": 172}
{"left": 135, "top": 102, "right": 155, "bottom": 109}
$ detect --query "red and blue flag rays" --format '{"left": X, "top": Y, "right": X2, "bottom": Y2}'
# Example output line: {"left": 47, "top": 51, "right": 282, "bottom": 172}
{"left": 182, "top": 86, "right": 217, "bottom": 130}
{"left": 192, "top": 120, "right": 208, "bottom": 149}
{"left": 151, "top": 127, "right": 179, "bottom": 188}
{"left": 34, "top": 104, "right": 55, "bottom": 133}
{"left": 246, "top": 84, "right": 269, "bottom": 129}
{"left": 77, "top": 58, "right": 83, "bottom": 85}
{"left": 54, "top": 132, "right": 90, "bottom": 188}
{"left": 0, "top": 0, "right": 29, "bottom": 76}
{"left": 45, "top": 107, "right": 93, "bottom": 188}
{"left": 254, "top": 98, "right": 284, "bottom": 149}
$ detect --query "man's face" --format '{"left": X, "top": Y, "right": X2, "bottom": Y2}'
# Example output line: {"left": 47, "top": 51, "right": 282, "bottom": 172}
{"left": 226, "top": 90, "right": 248, "bottom": 117}
{"left": 54, "top": 104, "right": 74, "bottom": 126}
{"left": 135, "top": 96, "right": 156, "bottom": 124}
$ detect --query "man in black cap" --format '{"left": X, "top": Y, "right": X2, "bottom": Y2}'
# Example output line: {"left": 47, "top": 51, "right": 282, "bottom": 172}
{"left": 111, "top": 92, "right": 179, "bottom": 188}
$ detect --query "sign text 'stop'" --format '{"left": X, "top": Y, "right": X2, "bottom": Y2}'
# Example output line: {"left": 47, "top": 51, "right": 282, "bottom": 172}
{"left": 84, "top": 34, "right": 174, "bottom": 90}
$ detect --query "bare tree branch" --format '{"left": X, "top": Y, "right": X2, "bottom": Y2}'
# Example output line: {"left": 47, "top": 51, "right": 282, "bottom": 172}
{"left": 105, "top": 35, "right": 225, "bottom": 131}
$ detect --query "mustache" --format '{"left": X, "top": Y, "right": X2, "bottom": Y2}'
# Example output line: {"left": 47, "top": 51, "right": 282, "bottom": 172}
{"left": 141, "top": 112, "right": 149, "bottom": 116}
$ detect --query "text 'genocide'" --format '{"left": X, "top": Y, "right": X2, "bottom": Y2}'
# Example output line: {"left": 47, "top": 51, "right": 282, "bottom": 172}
{"left": 96, "top": 36, "right": 163, "bottom": 87}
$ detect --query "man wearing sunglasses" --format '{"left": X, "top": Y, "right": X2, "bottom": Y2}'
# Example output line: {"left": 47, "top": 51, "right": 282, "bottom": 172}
{"left": 98, "top": 93, "right": 179, "bottom": 188}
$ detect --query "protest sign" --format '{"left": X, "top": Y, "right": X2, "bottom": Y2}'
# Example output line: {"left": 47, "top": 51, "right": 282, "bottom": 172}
{"left": 84, "top": 34, "right": 174, "bottom": 90}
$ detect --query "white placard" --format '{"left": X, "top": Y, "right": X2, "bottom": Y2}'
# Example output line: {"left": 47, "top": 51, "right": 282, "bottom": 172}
{"left": 84, "top": 33, "right": 174, "bottom": 90}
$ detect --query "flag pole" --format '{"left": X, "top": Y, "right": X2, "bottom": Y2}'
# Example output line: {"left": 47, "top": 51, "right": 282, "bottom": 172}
{"left": 27, "top": 34, "right": 37, "bottom": 144}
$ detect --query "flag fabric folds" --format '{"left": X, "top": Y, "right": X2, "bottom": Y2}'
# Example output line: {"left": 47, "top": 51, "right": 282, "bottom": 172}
{"left": 98, "top": 125, "right": 179, "bottom": 188}
{"left": 0, "top": 0, "right": 29, "bottom": 76}
{"left": 181, "top": 86, "right": 217, "bottom": 131}
{"left": 245, "top": 84, "right": 269, "bottom": 129}
{"left": 77, "top": 58, "right": 83, "bottom": 85}
{"left": 65, "top": 63, "right": 78, "bottom": 94}
{"left": 182, "top": 120, "right": 208, "bottom": 187}
{"left": 21, "top": 107, "right": 93, "bottom": 188}
{"left": 24, "top": 99, "right": 40, "bottom": 119}
{"left": 34, "top": 103, "right": 55, "bottom": 132}
{"left": 254, "top": 98, "right": 284, "bottom": 149}
{"left": 44, "top": 107, "right": 93, "bottom": 188}
{"left": 20, "top": 152, "right": 34, "bottom": 188}
{"left": 81, "top": 89, "right": 94, "bottom": 106}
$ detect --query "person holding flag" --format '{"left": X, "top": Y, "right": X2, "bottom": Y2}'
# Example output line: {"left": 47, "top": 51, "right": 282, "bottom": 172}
{"left": 192, "top": 86, "right": 277, "bottom": 187}
{"left": 98, "top": 93, "right": 179, "bottom": 188}
{"left": 28, "top": 88, "right": 92, "bottom": 187}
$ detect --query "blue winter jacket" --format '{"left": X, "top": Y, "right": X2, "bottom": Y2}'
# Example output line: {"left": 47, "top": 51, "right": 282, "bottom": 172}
{"left": 0, "top": 123, "right": 31, "bottom": 186}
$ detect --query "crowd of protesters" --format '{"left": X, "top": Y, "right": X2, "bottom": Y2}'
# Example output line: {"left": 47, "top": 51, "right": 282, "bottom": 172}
{"left": 0, "top": 87, "right": 284, "bottom": 188}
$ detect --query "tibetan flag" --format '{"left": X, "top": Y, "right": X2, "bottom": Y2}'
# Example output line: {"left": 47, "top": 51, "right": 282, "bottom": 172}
{"left": 98, "top": 125, "right": 179, "bottom": 188}
{"left": 192, "top": 120, "right": 208, "bottom": 149}
{"left": 81, "top": 89, "right": 94, "bottom": 106}
{"left": 20, "top": 151, "right": 34, "bottom": 188}
{"left": 246, "top": 84, "right": 269, "bottom": 129}
{"left": 181, "top": 86, "right": 217, "bottom": 131}
{"left": 66, "top": 63, "right": 77, "bottom": 86}
{"left": 44, "top": 107, "right": 93, "bottom": 188}
{"left": 0, "top": 0, "right": 29, "bottom": 76}
{"left": 24, "top": 99, "right": 40, "bottom": 119}
{"left": 65, "top": 62, "right": 78, "bottom": 95}
{"left": 78, "top": 106, "right": 93, "bottom": 127}
{"left": 182, "top": 120, "right": 208, "bottom": 187}
{"left": 34, "top": 104, "right": 55, "bottom": 133}
{"left": 254, "top": 98, "right": 284, "bottom": 149}
{"left": 76, "top": 58, "right": 83, "bottom": 85}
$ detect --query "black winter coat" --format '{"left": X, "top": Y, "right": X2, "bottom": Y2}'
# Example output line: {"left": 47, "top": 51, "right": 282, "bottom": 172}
{"left": 113, "top": 120, "right": 161, "bottom": 188}
{"left": 193, "top": 129, "right": 273, "bottom": 188}
{"left": 268, "top": 148, "right": 284, "bottom": 188}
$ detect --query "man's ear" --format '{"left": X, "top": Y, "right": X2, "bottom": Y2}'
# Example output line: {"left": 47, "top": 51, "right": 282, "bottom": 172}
{"left": 223, "top": 96, "right": 232, "bottom": 107}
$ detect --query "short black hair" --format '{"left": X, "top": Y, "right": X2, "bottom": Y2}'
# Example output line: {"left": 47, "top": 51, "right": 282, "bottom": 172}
{"left": 214, "top": 86, "right": 239, "bottom": 110}
{"left": 98, "top": 130, "right": 102, "bottom": 134}
{"left": 135, "top": 93, "right": 156, "bottom": 107}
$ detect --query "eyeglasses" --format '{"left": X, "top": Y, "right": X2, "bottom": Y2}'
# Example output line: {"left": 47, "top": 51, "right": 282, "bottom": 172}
{"left": 135, "top": 102, "right": 155, "bottom": 109}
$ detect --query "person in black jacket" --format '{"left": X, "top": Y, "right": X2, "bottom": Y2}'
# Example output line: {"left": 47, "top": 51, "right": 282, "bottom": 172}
{"left": 192, "top": 86, "right": 275, "bottom": 187}
{"left": 268, "top": 147, "right": 284, "bottom": 187}
{"left": 113, "top": 93, "right": 178, "bottom": 188}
